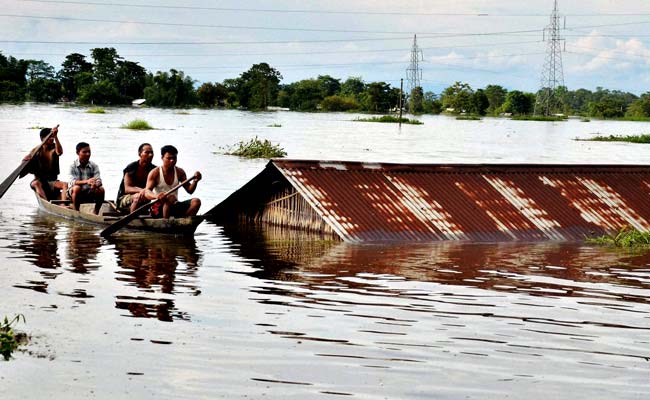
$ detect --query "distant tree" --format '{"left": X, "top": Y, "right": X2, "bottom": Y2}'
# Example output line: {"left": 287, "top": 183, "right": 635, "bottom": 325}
{"left": 287, "top": 79, "right": 324, "bottom": 111}
{"left": 361, "top": 81, "right": 392, "bottom": 112}
{"left": 197, "top": 82, "right": 225, "bottom": 107}
{"left": 409, "top": 86, "right": 424, "bottom": 114}
{"left": 501, "top": 90, "right": 535, "bottom": 115}
{"left": 441, "top": 81, "right": 473, "bottom": 113}
{"left": 423, "top": 91, "right": 442, "bottom": 114}
{"left": 237, "top": 63, "right": 283, "bottom": 110}
{"left": 25, "top": 60, "right": 61, "bottom": 102}
{"left": 484, "top": 84, "right": 507, "bottom": 115}
{"left": 317, "top": 75, "right": 341, "bottom": 97}
{"left": 115, "top": 60, "right": 146, "bottom": 101}
{"left": 143, "top": 69, "right": 197, "bottom": 107}
{"left": 90, "top": 47, "right": 121, "bottom": 82}
{"left": 59, "top": 53, "right": 92, "bottom": 100}
{"left": 626, "top": 92, "right": 650, "bottom": 118}
{"left": 320, "top": 95, "right": 359, "bottom": 111}
{"left": 470, "top": 89, "right": 489, "bottom": 115}
{"left": 0, "top": 52, "right": 28, "bottom": 101}
{"left": 340, "top": 76, "right": 365, "bottom": 99}
{"left": 78, "top": 80, "right": 121, "bottom": 105}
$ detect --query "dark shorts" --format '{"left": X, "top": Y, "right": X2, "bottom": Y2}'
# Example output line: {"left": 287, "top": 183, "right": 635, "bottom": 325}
{"left": 150, "top": 199, "right": 192, "bottom": 218}
{"left": 31, "top": 179, "right": 63, "bottom": 199}
{"left": 67, "top": 186, "right": 102, "bottom": 202}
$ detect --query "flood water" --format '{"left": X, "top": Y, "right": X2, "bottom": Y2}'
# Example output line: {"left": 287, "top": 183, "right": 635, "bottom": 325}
{"left": 1, "top": 104, "right": 649, "bottom": 399}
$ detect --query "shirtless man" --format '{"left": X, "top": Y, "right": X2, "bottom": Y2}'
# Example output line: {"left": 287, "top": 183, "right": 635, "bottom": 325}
{"left": 25, "top": 126, "right": 68, "bottom": 200}
{"left": 144, "top": 145, "right": 202, "bottom": 218}
{"left": 116, "top": 143, "right": 156, "bottom": 213}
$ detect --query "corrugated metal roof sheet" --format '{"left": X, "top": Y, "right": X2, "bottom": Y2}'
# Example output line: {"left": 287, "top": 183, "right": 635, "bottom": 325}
{"left": 206, "top": 160, "right": 650, "bottom": 243}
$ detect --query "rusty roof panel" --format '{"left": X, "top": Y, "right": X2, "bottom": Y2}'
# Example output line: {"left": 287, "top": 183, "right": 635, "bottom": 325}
{"left": 207, "top": 160, "right": 650, "bottom": 243}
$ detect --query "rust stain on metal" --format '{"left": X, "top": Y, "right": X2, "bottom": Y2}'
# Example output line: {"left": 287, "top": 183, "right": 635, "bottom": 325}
{"left": 207, "top": 160, "right": 650, "bottom": 243}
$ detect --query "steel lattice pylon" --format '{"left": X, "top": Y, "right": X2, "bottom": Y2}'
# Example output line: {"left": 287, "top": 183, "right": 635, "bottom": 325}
{"left": 534, "top": 0, "right": 565, "bottom": 116}
{"left": 406, "top": 34, "right": 423, "bottom": 98}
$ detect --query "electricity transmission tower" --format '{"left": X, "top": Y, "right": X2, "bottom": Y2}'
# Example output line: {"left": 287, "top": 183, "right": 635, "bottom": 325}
{"left": 405, "top": 34, "right": 423, "bottom": 112}
{"left": 406, "top": 34, "right": 423, "bottom": 94}
{"left": 534, "top": 0, "right": 565, "bottom": 116}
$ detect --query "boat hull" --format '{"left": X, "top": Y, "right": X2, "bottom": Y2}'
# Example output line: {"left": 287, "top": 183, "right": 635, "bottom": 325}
{"left": 36, "top": 195, "right": 204, "bottom": 235}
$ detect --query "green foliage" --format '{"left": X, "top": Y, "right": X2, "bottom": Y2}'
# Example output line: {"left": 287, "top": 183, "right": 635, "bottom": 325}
{"left": 86, "top": 107, "right": 106, "bottom": 114}
{"left": 587, "top": 227, "right": 650, "bottom": 248}
{"left": 197, "top": 82, "right": 228, "bottom": 107}
{"left": 267, "top": 123, "right": 282, "bottom": 127}
{"left": 1, "top": 314, "right": 26, "bottom": 361}
{"left": 122, "top": 119, "right": 154, "bottom": 130}
{"left": 456, "top": 115, "right": 481, "bottom": 120}
{"left": 579, "top": 134, "right": 650, "bottom": 143}
{"left": 441, "top": 81, "right": 474, "bottom": 114}
{"left": 144, "top": 69, "right": 197, "bottom": 107}
{"left": 59, "top": 53, "right": 92, "bottom": 100}
{"left": 626, "top": 93, "right": 650, "bottom": 118}
{"left": 409, "top": 86, "right": 424, "bottom": 114}
{"left": 501, "top": 90, "right": 535, "bottom": 115}
{"left": 320, "top": 95, "right": 359, "bottom": 111}
{"left": 356, "top": 115, "right": 423, "bottom": 125}
{"left": 78, "top": 79, "right": 122, "bottom": 105}
{"left": 484, "top": 85, "right": 507, "bottom": 115}
{"left": 236, "top": 63, "right": 283, "bottom": 110}
{"left": 224, "top": 136, "right": 287, "bottom": 158}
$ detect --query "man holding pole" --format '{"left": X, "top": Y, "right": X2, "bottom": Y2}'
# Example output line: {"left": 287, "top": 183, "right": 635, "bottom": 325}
{"left": 144, "top": 145, "right": 202, "bottom": 218}
{"left": 24, "top": 126, "right": 68, "bottom": 200}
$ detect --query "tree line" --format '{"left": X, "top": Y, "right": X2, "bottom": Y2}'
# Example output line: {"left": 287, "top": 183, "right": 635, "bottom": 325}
{"left": 2, "top": 48, "right": 650, "bottom": 118}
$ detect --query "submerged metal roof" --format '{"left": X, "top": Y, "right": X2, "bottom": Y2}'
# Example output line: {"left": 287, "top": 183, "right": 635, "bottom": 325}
{"left": 207, "top": 160, "right": 650, "bottom": 243}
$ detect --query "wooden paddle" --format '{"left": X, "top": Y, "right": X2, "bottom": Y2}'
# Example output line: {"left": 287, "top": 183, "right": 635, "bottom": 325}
{"left": 0, "top": 125, "right": 58, "bottom": 200}
{"left": 100, "top": 177, "right": 196, "bottom": 237}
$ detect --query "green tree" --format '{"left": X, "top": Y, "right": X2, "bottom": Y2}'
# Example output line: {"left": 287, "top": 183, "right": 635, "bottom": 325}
{"left": 320, "top": 95, "right": 359, "bottom": 111}
{"left": 409, "top": 86, "right": 424, "bottom": 114}
{"left": 501, "top": 90, "right": 535, "bottom": 115}
{"left": 59, "top": 53, "right": 92, "bottom": 100}
{"left": 287, "top": 79, "right": 323, "bottom": 111}
{"left": 626, "top": 93, "right": 650, "bottom": 118}
{"left": 237, "top": 63, "right": 282, "bottom": 110}
{"left": 361, "top": 81, "right": 392, "bottom": 112}
{"left": 115, "top": 60, "right": 146, "bottom": 101}
{"left": 0, "top": 52, "right": 28, "bottom": 102}
{"left": 422, "top": 91, "right": 442, "bottom": 114}
{"left": 441, "top": 81, "right": 474, "bottom": 113}
{"left": 25, "top": 60, "right": 61, "bottom": 102}
{"left": 484, "top": 85, "right": 507, "bottom": 115}
{"left": 470, "top": 89, "right": 489, "bottom": 115}
{"left": 197, "top": 82, "right": 227, "bottom": 107}
{"left": 143, "top": 69, "right": 197, "bottom": 107}
{"left": 91, "top": 47, "right": 121, "bottom": 82}
{"left": 340, "top": 76, "right": 365, "bottom": 99}
{"left": 78, "top": 80, "right": 121, "bottom": 105}
{"left": 317, "top": 75, "right": 340, "bottom": 97}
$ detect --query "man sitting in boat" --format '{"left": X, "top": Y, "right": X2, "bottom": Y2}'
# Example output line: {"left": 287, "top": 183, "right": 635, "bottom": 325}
{"left": 116, "top": 143, "right": 156, "bottom": 214}
{"left": 68, "top": 142, "right": 105, "bottom": 214}
{"left": 144, "top": 145, "right": 202, "bottom": 218}
{"left": 24, "top": 126, "right": 68, "bottom": 200}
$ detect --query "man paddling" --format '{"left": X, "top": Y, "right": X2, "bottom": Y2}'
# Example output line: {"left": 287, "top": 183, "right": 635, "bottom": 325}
{"left": 116, "top": 143, "right": 156, "bottom": 214}
{"left": 24, "top": 126, "right": 68, "bottom": 200}
{"left": 68, "top": 142, "right": 105, "bottom": 214}
{"left": 144, "top": 145, "right": 202, "bottom": 218}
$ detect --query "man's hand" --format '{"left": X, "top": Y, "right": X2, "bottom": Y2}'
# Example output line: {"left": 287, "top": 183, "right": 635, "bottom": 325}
{"left": 193, "top": 171, "right": 202, "bottom": 181}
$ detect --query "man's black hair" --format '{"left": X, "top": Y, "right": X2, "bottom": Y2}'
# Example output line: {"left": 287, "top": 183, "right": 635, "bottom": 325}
{"left": 138, "top": 143, "right": 152, "bottom": 154}
{"left": 161, "top": 145, "right": 178, "bottom": 157}
{"left": 76, "top": 142, "right": 90, "bottom": 154}
{"left": 39, "top": 128, "right": 51, "bottom": 139}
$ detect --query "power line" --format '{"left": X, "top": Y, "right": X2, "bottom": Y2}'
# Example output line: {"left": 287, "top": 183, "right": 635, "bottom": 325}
{"left": 18, "top": 0, "right": 650, "bottom": 17}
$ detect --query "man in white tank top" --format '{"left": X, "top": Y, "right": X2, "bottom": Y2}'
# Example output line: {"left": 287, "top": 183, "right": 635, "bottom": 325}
{"left": 144, "top": 145, "right": 202, "bottom": 218}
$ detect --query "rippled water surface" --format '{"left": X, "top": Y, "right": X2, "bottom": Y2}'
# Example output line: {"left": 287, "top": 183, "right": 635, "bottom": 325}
{"left": 1, "top": 104, "right": 649, "bottom": 399}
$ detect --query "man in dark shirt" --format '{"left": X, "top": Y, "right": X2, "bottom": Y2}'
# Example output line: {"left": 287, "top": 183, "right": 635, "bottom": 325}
{"left": 116, "top": 143, "right": 156, "bottom": 213}
{"left": 26, "top": 126, "right": 68, "bottom": 200}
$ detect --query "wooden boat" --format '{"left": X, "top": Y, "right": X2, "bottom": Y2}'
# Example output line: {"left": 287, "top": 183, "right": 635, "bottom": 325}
{"left": 35, "top": 194, "right": 204, "bottom": 235}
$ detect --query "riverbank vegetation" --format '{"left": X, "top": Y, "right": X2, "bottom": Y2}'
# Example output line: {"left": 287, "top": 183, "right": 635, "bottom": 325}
{"left": 223, "top": 137, "right": 287, "bottom": 159}
{"left": 3, "top": 48, "right": 650, "bottom": 119}
{"left": 86, "top": 107, "right": 105, "bottom": 114}
{"left": 355, "top": 115, "right": 423, "bottom": 124}
{"left": 587, "top": 227, "right": 650, "bottom": 248}
{"left": 1, "top": 315, "right": 26, "bottom": 361}
{"left": 577, "top": 134, "right": 650, "bottom": 144}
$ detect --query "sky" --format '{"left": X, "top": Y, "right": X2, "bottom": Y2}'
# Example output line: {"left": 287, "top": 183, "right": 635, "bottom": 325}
{"left": 2, "top": 0, "right": 650, "bottom": 94}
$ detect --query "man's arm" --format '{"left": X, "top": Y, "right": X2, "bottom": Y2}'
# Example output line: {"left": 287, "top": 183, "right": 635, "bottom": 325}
{"left": 52, "top": 126, "right": 63, "bottom": 156}
{"left": 179, "top": 167, "right": 201, "bottom": 194}
{"left": 143, "top": 168, "right": 159, "bottom": 200}
{"left": 123, "top": 172, "right": 143, "bottom": 194}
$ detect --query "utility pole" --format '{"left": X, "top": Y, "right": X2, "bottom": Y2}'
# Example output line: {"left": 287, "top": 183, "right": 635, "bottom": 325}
{"left": 399, "top": 78, "right": 403, "bottom": 127}
{"left": 406, "top": 34, "right": 423, "bottom": 112}
{"left": 534, "top": 0, "right": 565, "bottom": 116}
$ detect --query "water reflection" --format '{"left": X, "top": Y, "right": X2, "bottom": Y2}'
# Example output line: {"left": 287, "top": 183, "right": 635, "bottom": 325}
{"left": 107, "top": 234, "right": 202, "bottom": 321}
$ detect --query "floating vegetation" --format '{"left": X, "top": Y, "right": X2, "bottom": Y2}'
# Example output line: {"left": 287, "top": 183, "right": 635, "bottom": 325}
{"left": 587, "top": 227, "right": 650, "bottom": 248}
{"left": 175, "top": 111, "right": 191, "bottom": 115}
{"left": 580, "top": 118, "right": 591, "bottom": 122}
{"left": 576, "top": 134, "right": 650, "bottom": 144}
{"left": 86, "top": 107, "right": 106, "bottom": 114}
{"left": 267, "top": 123, "right": 282, "bottom": 127}
{"left": 1, "top": 315, "right": 26, "bottom": 361}
{"left": 223, "top": 136, "right": 287, "bottom": 159}
{"left": 456, "top": 115, "right": 481, "bottom": 121}
{"left": 121, "top": 119, "right": 154, "bottom": 130}
{"left": 355, "top": 115, "right": 423, "bottom": 125}
{"left": 28, "top": 126, "right": 46, "bottom": 130}
{"left": 511, "top": 115, "right": 567, "bottom": 121}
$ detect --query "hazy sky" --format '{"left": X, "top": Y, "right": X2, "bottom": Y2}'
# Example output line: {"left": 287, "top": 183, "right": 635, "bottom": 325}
{"left": 2, "top": 0, "right": 650, "bottom": 94}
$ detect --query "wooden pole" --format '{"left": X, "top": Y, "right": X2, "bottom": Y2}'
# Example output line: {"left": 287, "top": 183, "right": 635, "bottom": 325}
{"left": 399, "top": 79, "right": 403, "bottom": 127}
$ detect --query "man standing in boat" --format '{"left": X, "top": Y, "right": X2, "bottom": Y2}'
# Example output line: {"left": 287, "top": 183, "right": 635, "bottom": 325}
{"left": 24, "top": 126, "right": 68, "bottom": 200}
{"left": 68, "top": 142, "right": 105, "bottom": 214}
{"left": 144, "top": 145, "right": 202, "bottom": 218}
{"left": 116, "top": 143, "right": 156, "bottom": 214}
